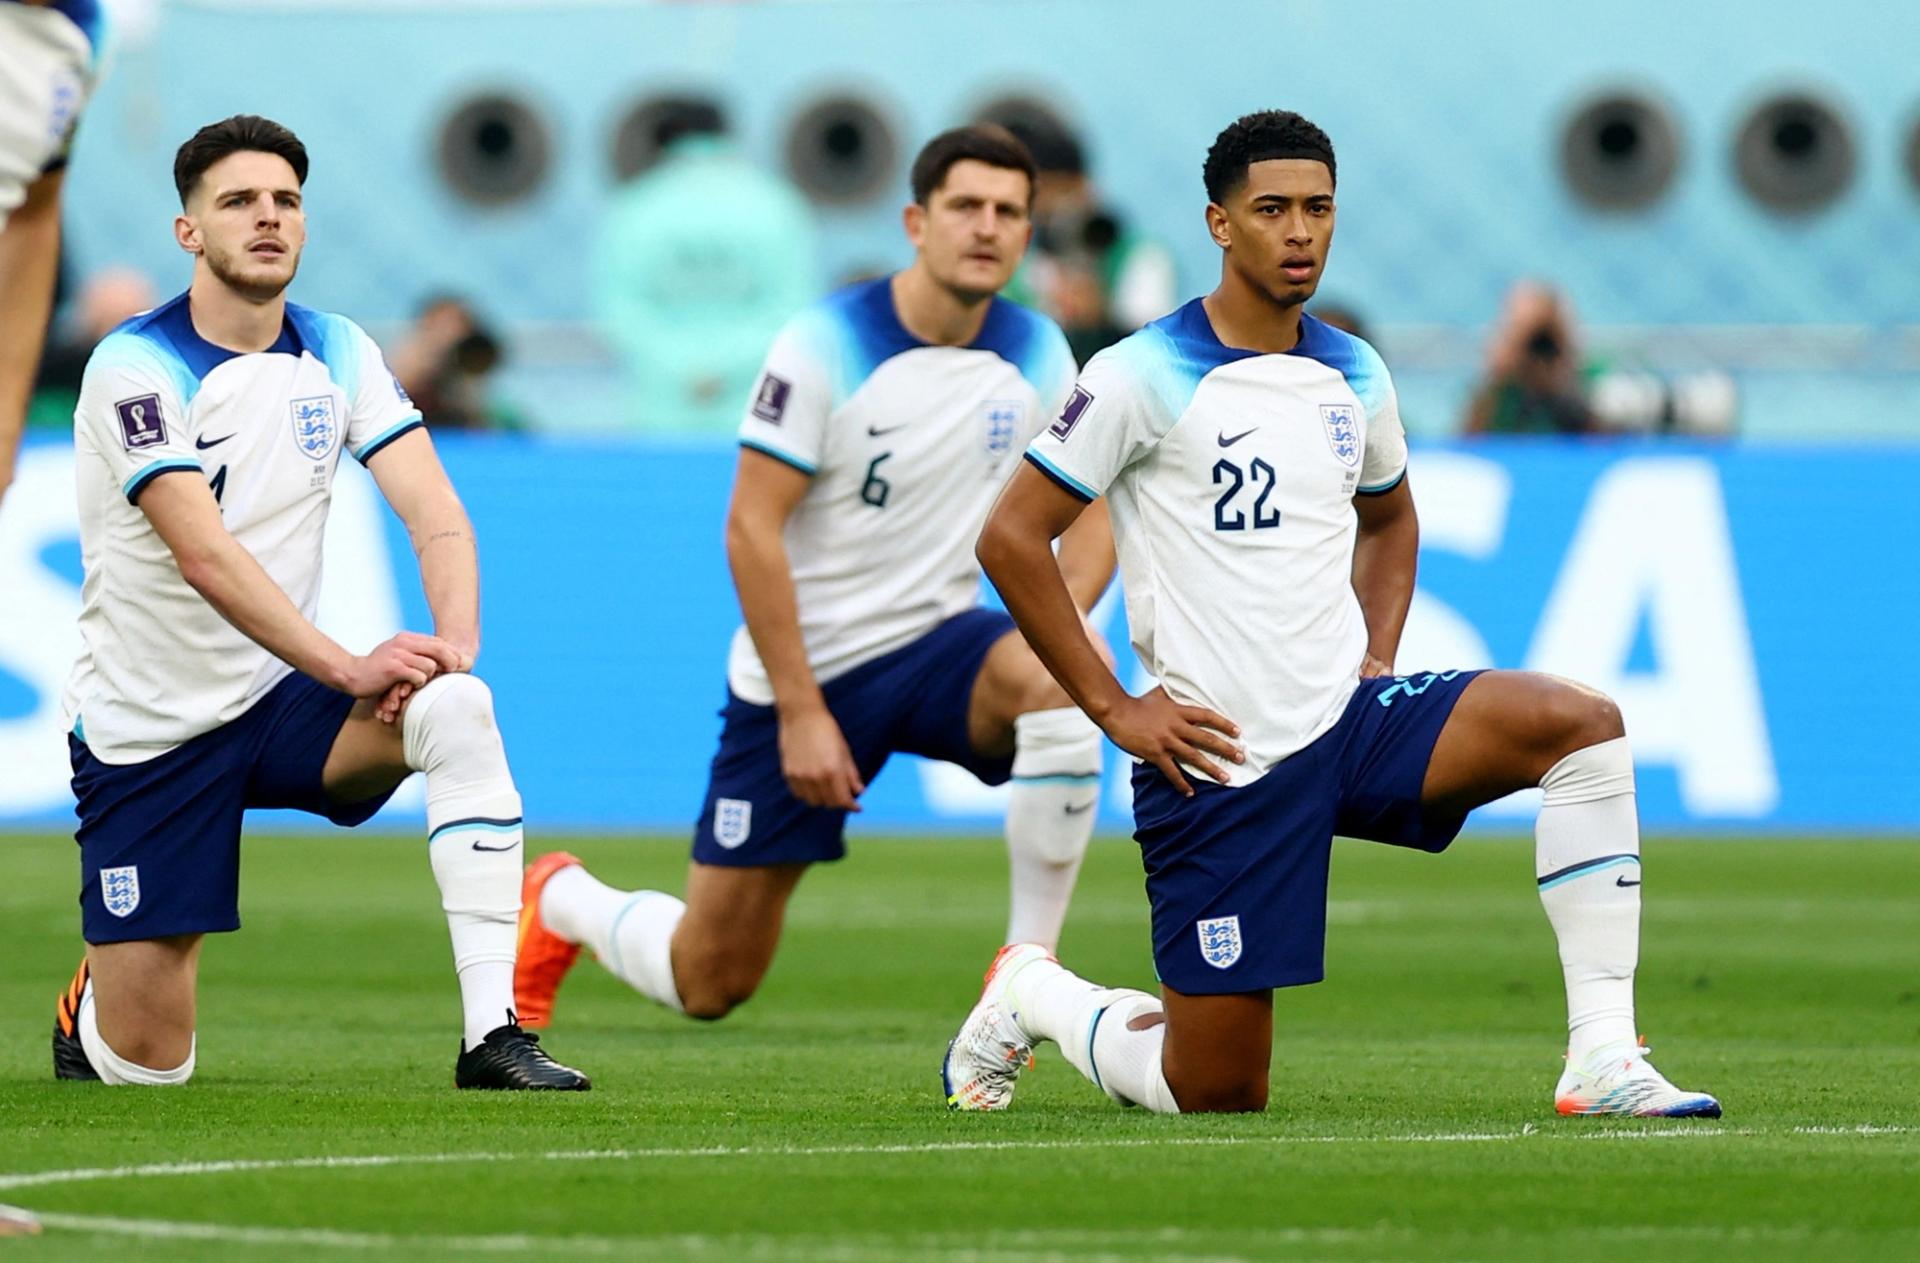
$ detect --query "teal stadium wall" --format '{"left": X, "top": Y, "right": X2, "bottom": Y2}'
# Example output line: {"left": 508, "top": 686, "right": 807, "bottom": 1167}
{"left": 57, "top": 0, "right": 1920, "bottom": 438}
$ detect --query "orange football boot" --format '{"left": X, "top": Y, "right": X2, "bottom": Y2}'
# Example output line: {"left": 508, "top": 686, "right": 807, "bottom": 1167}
{"left": 514, "top": 852, "right": 584, "bottom": 1028}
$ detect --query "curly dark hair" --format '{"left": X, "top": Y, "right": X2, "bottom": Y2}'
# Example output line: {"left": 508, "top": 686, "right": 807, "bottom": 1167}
{"left": 1203, "top": 110, "right": 1335, "bottom": 204}
{"left": 174, "top": 115, "right": 309, "bottom": 205}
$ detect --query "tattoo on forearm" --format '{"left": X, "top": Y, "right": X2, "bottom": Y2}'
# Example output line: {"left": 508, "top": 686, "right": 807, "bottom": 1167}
{"left": 421, "top": 529, "right": 467, "bottom": 550}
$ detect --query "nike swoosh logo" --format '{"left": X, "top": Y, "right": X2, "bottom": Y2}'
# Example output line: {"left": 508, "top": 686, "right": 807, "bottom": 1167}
{"left": 1064, "top": 800, "right": 1095, "bottom": 815}
{"left": 1217, "top": 428, "right": 1257, "bottom": 447}
{"left": 1616, "top": 876, "right": 1641, "bottom": 887}
{"left": 867, "top": 423, "right": 910, "bottom": 437}
{"left": 195, "top": 433, "right": 236, "bottom": 449}
{"left": 472, "top": 840, "right": 521, "bottom": 852}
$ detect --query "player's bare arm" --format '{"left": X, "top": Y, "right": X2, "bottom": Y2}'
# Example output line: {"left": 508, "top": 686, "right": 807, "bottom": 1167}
{"left": 137, "top": 470, "right": 461, "bottom": 697}
{"left": 1054, "top": 495, "right": 1116, "bottom": 614}
{"left": 979, "top": 462, "right": 1241, "bottom": 797}
{"left": 0, "top": 168, "right": 64, "bottom": 511}
{"left": 1350, "top": 475, "right": 1418, "bottom": 676}
{"left": 727, "top": 446, "right": 865, "bottom": 811}
{"left": 365, "top": 427, "right": 480, "bottom": 721}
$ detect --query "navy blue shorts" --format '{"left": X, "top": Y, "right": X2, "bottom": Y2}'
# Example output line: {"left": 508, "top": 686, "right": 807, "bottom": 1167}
{"left": 70, "top": 671, "right": 398, "bottom": 944}
{"left": 1132, "top": 669, "right": 1485, "bottom": 995}
{"left": 692, "top": 608, "right": 1018, "bottom": 867}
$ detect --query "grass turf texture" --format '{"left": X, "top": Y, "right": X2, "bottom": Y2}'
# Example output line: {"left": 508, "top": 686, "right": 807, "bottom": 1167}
{"left": 0, "top": 832, "right": 1915, "bottom": 1262}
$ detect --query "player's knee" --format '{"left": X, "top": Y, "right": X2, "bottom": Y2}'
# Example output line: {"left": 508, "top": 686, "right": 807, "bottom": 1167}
{"left": 673, "top": 949, "right": 767, "bottom": 1021}
{"left": 1169, "top": 1071, "right": 1269, "bottom": 1114}
{"left": 1536, "top": 681, "right": 1624, "bottom": 758}
{"left": 403, "top": 672, "right": 500, "bottom": 770}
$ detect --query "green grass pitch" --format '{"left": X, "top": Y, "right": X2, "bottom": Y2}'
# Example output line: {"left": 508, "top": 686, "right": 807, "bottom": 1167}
{"left": 1, "top": 831, "right": 1915, "bottom": 1261}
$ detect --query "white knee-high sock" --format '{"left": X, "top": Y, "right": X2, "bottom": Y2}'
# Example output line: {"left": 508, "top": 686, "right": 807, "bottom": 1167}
{"left": 1536, "top": 736, "right": 1641, "bottom": 1064}
{"left": 404, "top": 674, "right": 524, "bottom": 1048}
{"left": 77, "top": 981, "right": 195, "bottom": 1086}
{"left": 539, "top": 865, "right": 686, "bottom": 1013}
{"left": 1003, "top": 955, "right": 1173, "bottom": 1109}
{"left": 1005, "top": 707, "right": 1103, "bottom": 950}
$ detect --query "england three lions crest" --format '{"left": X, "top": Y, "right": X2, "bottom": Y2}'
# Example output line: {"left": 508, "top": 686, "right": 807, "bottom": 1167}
{"left": 1320, "top": 403, "right": 1360, "bottom": 468}
{"left": 984, "top": 400, "right": 1024, "bottom": 458}
{"left": 714, "top": 798, "right": 753, "bottom": 849}
{"left": 290, "top": 395, "right": 340, "bottom": 460}
{"left": 1196, "top": 915, "right": 1242, "bottom": 969}
{"left": 100, "top": 865, "right": 140, "bottom": 919}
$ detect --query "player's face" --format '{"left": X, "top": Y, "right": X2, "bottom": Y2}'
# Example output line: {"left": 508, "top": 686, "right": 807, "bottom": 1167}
{"left": 176, "top": 151, "right": 306, "bottom": 302}
{"left": 906, "top": 160, "right": 1033, "bottom": 302}
{"left": 1209, "top": 159, "right": 1335, "bottom": 310}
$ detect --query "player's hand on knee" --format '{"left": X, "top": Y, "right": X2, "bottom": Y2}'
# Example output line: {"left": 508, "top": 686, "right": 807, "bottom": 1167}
{"left": 778, "top": 706, "right": 865, "bottom": 811}
{"left": 343, "top": 632, "right": 463, "bottom": 700}
{"left": 1103, "top": 686, "right": 1243, "bottom": 797}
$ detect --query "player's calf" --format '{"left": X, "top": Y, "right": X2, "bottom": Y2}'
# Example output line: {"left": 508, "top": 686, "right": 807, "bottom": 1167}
{"left": 52, "top": 955, "right": 197, "bottom": 1086}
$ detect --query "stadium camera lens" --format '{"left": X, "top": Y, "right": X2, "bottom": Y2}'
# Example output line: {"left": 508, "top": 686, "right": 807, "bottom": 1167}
{"left": 437, "top": 92, "right": 552, "bottom": 207}
{"left": 1735, "top": 91, "right": 1853, "bottom": 214}
{"left": 611, "top": 93, "right": 727, "bottom": 183}
{"left": 784, "top": 95, "right": 896, "bottom": 204}
{"left": 1560, "top": 90, "right": 1680, "bottom": 211}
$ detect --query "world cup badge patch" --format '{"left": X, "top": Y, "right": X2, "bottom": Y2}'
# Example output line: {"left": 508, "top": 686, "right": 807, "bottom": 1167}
{"left": 290, "top": 395, "right": 339, "bottom": 460}
{"left": 100, "top": 866, "right": 141, "bottom": 918}
{"left": 1196, "top": 915, "right": 1242, "bottom": 969}
{"left": 983, "top": 400, "right": 1023, "bottom": 457}
{"left": 115, "top": 394, "right": 166, "bottom": 450}
{"left": 1050, "top": 387, "right": 1093, "bottom": 441}
{"left": 714, "top": 798, "right": 753, "bottom": 849}
{"left": 1320, "top": 403, "right": 1360, "bottom": 468}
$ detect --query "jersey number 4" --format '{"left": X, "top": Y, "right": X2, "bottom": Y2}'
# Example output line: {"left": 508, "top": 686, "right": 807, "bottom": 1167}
{"left": 1212, "top": 458, "right": 1280, "bottom": 532}
{"left": 208, "top": 465, "right": 229, "bottom": 505}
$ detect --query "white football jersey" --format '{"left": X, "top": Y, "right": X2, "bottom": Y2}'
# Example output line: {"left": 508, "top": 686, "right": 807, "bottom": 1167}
{"left": 1026, "top": 301, "right": 1409, "bottom": 786}
{"left": 0, "top": 0, "right": 101, "bottom": 228}
{"left": 64, "top": 292, "right": 424, "bottom": 764}
{"left": 729, "top": 277, "right": 1077, "bottom": 704}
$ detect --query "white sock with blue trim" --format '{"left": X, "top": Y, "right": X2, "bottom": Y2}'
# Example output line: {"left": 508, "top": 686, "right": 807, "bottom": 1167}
{"left": 1005, "top": 707, "right": 1103, "bottom": 950}
{"left": 539, "top": 865, "right": 686, "bottom": 1013}
{"left": 405, "top": 674, "right": 525, "bottom": 1048}
{"left": 1003, "top": 954, "right": 1174, "bottom": 1109}
{"left": 1536, "top": 736, "right": 1641, "bottom": 1065}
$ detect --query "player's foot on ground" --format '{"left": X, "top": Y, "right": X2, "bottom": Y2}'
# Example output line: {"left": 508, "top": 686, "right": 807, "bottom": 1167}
{"left": 514, "top": 851, "right": 584, "bottom": 1028}
{"left": 1553, "top": 1040, "right": 1720, "bottom": 1118}
{"left": 943, "top": 942, "right": 1051, "bottom": 1111}
{"left": 454, "top": 1020, "right": 591, "bottom": 1091}
{"left": 52, "top": 959, "right": 98, "bottom": 1082}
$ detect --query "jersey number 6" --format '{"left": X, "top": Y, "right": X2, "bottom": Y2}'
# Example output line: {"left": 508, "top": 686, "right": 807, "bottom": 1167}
{"left": 861, "top": 452, "right": 892, "bottom": 509}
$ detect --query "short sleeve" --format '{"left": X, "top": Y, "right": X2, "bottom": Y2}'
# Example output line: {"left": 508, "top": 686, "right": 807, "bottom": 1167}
{"left": 341, "top": 322, "right": 425, "bottom": 464}
{"left": 75, "top": 337, "right": 200, "bottom": 505}
{"left": 1022, "top": 347, "right": 1165, "bottom": 503}
{"left": 737, "top": 316, "right": 833, "bottom": 476}
{"left": 1356, "top": 373, "right": 1408, "bottom": 496}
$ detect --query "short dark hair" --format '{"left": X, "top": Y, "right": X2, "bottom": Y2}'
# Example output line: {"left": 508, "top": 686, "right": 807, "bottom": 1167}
{"left": 173, "top": 115, "right": 309, "bottom": 205}
{"left": 909, "top": 125, "right": 1036, "bottom": 206}
{"left": 1203, "top": 110, "right": 1335, "bottom": 204}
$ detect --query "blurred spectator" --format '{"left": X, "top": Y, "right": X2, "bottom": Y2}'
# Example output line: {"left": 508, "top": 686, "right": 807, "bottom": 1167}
{"left": 1008, "top": 123, "right": 1177, "bottom": 363}
{"left": 388, "top": 293, "right": 517, "bottom": 431}
{"left": 1463, "top": 281, "right": 1597, "bottom": 435}
{"left": 31, "top": 266, "right": 156, "bottom": 428}
{"left": 594, "top": 102, "right": 817, "bottom": 434}
{"left": 1309, "top": 301, "right": 1371, "bottom": 341}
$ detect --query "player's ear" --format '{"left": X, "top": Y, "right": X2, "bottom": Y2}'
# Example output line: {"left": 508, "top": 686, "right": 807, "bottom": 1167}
{"left": 903, "top": 201, "right": 927, "bottom": 250}
{"left": 1205, "top": 202, "right": 1231, "bottom": 251}
{"left": 173, "top": 212, "right": 203, "bottom": 256}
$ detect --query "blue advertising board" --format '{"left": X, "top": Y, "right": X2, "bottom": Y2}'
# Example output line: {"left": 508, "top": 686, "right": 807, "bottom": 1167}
{"left": 1, "top": 437, "right": 1914, "bottom": 832}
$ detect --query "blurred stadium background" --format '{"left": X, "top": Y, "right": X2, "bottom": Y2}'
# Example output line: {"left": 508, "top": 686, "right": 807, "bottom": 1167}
{"left": 4, "top": 0, "right": 1916, "bottom": 837}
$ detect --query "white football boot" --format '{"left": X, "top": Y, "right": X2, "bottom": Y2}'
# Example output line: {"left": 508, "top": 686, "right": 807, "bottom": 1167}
{"left": 1554, "top": 1040, "right": 1722, "bottom": 1118}
{"left": 942, "top": 943, "right": 1050, "bottom": 1111}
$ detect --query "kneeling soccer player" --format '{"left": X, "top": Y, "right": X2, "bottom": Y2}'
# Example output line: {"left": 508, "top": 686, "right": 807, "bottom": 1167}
{"left": 51, "top": 115, "right": 586, "bottom": 1090}
{"left": 942, "top": 110, "right": 1718, "bottom": 1118}
{"left": 516, "top": 126, "right": 1114, "bottom": 1027}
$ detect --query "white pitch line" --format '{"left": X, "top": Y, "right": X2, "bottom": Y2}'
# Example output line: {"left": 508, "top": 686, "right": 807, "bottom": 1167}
{"left": 0, "top": 1125, "right": 1764, "bottom": 1196}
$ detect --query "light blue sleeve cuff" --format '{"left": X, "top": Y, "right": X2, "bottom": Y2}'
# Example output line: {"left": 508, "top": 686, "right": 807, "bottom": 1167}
{"left": 1023, "top": 449, "right": 1098, "bottom": 502}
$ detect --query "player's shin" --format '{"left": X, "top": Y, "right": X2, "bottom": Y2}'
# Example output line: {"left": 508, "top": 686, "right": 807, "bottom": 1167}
{"left": 1004, "top": 706, "right": 1103, "bottom": 949}
{"left": 404, "top": 674, "right": 525, "bottom": 1048}
{"left": 1535, "top": 736, "right": 1641, "bottom": 1064}
{"left": 75, "top": 979, "right": 195, "bottom": 1086}
{"left": 539, "top": 866, "right": 687, "bottom": 1013}
{"left": 1087, "top": 992, "right": 1180, "bottom": 1113}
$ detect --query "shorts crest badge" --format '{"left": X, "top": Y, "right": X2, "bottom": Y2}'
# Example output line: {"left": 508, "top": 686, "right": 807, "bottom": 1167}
{"left": 100, "top": 865, "right": 141, "bottom": 919}
{"left": 290, "top": 395, "right": 339, "bottom": 460}
{"left": 983, "top": 400, "right": 1023, "bottom": 457}
{"left": 714, "top": 798, "right": 753, "bottom": 849}
{"left": 1319, "top": 403, "right": 1360, "bottom": 468}
{"left": 1196, "top": 915, "right": 1242, "bottom": 969}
